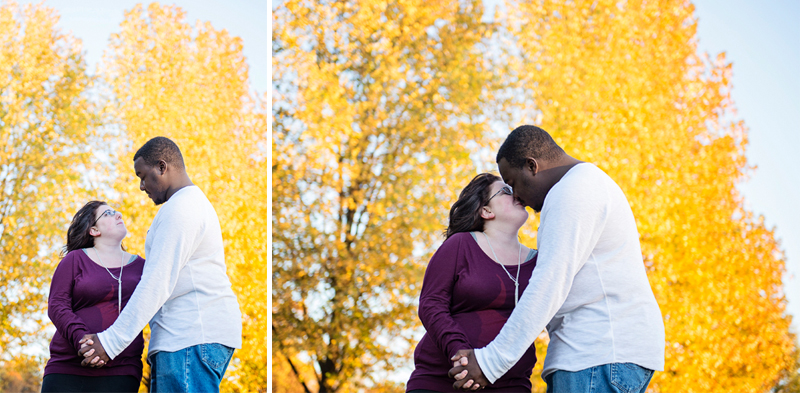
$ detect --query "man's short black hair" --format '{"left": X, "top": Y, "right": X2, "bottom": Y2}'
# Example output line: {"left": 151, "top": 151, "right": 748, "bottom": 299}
{"left": 133, "top": 136, "right": 185, "bottom": 170}
{"left": 496, "top": 125, "right": 565, "bottom": 168}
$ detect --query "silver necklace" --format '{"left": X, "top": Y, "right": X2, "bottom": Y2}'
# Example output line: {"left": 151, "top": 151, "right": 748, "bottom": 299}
{"left": 482, "top": 232, "right": 522, "bottom": 305}
{"left": 93, "top": 247, "right": 125, "bottom": 314}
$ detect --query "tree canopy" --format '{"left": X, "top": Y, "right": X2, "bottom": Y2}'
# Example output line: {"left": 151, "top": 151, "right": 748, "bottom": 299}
{"left": 273, "top": 0, "right": 797, "bottom": 392}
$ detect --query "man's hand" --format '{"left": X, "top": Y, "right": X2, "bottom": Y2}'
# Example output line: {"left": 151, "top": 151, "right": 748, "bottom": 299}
{"left": 78, "top": 334, "right": 109, "bottom": 368}
{"left": 448, "top": 349, "right": 489, "bottom": 391}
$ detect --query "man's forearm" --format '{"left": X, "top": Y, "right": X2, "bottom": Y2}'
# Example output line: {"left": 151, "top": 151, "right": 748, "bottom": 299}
{"left": 474, "top": 211, "right": 598, "bottom": 381}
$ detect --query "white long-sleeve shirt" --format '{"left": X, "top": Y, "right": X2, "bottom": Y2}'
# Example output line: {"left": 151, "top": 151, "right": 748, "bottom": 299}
{"left": 475, "top": 163, "right": 665, "bottom": 382}
{"left": 98, "top": 186, "right": 242, "bottom": 360}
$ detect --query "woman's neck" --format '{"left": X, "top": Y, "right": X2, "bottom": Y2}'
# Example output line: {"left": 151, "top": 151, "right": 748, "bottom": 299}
{"left": 92, "top": 239, "right": 123, "bottom": 255}
{"left": 481, "top": 226, "right": 520, "bottom": 247}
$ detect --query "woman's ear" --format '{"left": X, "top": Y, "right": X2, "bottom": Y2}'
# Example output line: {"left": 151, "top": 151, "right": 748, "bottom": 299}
{"left": 88, "top": 226, "right": 100, "bottom": 237}
{"left": 480, "top": 206, "right": 495, "bottom": 220}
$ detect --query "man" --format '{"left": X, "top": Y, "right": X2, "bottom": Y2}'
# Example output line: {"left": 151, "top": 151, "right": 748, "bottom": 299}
{"left": 448, "top": 125, "right": 665, "bottom": 392}
{"left": 78, "top": 136, "right": 242, "bottom": 392}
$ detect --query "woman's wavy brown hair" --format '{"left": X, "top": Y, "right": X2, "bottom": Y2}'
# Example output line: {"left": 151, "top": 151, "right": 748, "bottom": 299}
{"left": 445, "top": 173, "right": 502, "bottom": 239}
{"left": 61, "top": 201, "right": 108, "bottom": 256}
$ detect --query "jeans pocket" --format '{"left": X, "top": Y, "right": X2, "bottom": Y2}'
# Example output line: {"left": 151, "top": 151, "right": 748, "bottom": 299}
{"left": 610, "top": 363, "right": 653, "bottom": 393}
{"left": 200, "top": 343, "right": 234, "bottom": 371}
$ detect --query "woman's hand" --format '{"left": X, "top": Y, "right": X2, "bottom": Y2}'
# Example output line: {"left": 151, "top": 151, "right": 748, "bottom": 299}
{"left": 78, "top": 334, "right": 109, "bottom": 368}
{"left": 449, "top": 349, "right": 488, "bottom": 390}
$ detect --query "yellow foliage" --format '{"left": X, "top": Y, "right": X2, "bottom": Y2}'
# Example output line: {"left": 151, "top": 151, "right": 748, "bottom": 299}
{"left": 272, "top": 0, "right": 504, "bottom": 391}
{"left": 0, "top": 354, "right": 43, "bottom": 392}
{"left": 505, "top": 0, "right": 795, "bottom": 390}
{"left": 101, "top": 4, "right": 266, "bottom": 391}
{"left": 0, "top": 0, "right": 103, "bottom": 348}
{"left": 274, "top": 0, "right": 796, "bottom": 392}
{"left": 0, "top": 2, "right": 265, "bottom": 389}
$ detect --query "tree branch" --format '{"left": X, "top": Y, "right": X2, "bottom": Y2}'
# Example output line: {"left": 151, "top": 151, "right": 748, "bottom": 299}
{"left": 272, "top": 323, "right": 313, "bottom": 393}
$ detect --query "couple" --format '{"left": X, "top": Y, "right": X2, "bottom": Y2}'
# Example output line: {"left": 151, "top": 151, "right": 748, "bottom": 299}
{"left": 42, "top": 137, "right": 242, "bottom": 393}
{"left": 407, "top": 126, "right": 666, "bottom": 393}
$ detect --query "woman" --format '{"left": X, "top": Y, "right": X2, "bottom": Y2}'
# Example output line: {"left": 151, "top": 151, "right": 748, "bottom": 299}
{"left": 407, "top": 173, "right": 538, "bottom": 393}
{"left": 42, "top": 201, "right": 145, "bottom": 392}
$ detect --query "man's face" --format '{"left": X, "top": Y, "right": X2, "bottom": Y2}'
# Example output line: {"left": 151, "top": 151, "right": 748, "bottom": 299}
{"left": 134, "top": 157, "right": 168, "bottom": 205}
{"left": 498, "top": 157, "right": 548, "bottom": 213}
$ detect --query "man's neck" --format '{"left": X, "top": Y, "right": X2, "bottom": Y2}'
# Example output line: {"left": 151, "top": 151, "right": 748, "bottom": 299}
{"left": 541, "top": 156, "right": 583, "bottom": 190}
{"left": 164, "top": 176, "right": 194, "bottom": 202}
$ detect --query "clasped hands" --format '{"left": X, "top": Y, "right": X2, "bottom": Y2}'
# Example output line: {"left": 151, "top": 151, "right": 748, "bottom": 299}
{"left": 78, "top": 334, "right": 110, "bottom": 368}
{"left": 448, "top": 349, "right": 490, "bottom": 391}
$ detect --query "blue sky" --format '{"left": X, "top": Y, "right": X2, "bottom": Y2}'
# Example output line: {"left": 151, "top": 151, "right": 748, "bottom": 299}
{"left": 692, "top": 0, "right": 800, "bottom": 332}
{"left": 15, "top": 0, "right": 268, "bottom": 95}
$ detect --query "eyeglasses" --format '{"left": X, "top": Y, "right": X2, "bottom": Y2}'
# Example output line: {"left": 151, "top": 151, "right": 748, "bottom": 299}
{"left": 92, "top": 209, "right": 118, "bottom": 226}
{"left": 487, "top": 186, "right": 513, "bottom": 203}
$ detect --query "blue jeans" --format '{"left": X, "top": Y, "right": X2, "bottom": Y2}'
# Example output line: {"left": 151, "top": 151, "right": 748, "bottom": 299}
{"left": 545, "top": 363, "right": 654, "bottom": 393}
{"left": 149, "top": 343, "right": 235, "bottom": 393}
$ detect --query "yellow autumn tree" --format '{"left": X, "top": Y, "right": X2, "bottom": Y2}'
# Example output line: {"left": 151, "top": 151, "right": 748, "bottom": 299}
{"left": 501, "top": 0, "right": 796, "bottom": 391}
{"left": 274, "top": 0, "right": 795, "bottom": 391}
{"left": 0, "top": 353, "right": 43, "bottom": 392}
{"left": 100, "top": 4, "right": 267, "bottom": 391}
{"left": 0, "top": 0, "right": 103, "bottom": 353}
{"left": 271, "top": 0, "right": 511, "bottom": 391}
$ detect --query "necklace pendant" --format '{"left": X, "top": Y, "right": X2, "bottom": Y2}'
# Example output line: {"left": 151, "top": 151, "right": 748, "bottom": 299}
{"left": 118, "top": 281, "right": 122, "bottom": 314}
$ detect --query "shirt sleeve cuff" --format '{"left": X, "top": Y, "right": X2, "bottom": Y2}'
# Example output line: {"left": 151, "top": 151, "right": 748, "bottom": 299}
{"left": 474, "top": 347, "right": 500, "bottom": 384}
{"left": 70, "top": 328, "right": 90, "bottom": 353}
{"left": 446, "top": 341, "right": 471, "bottom": 360}
{"left": 97, "top": 330, "right": 119, "bottom": 360}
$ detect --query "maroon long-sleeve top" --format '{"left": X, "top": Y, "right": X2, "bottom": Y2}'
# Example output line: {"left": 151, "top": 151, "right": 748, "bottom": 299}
{"left": 45, "top": 249, "right": 145, "bottom": 380}
{"left": 407, "top": 232, "right": 538, "bottom": 393}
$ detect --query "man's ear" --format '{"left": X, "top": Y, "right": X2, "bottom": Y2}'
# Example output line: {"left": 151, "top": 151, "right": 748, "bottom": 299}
{"left": 526, "top": 157, "right": 538, "bottom": 175}
{"left": 158, "top": 160, "right": 167, "bottom": 175}
{"left": 480, "top": 206, "right": 495, "bottom": 220}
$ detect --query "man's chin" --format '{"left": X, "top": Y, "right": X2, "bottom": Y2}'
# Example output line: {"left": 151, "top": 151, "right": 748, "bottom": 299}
{"left": 150, "top": 195, "right": 165, "bottom": 205}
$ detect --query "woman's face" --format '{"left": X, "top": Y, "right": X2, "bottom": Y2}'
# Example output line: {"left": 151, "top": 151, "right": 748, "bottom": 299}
{"left": 485, "top": 180, "right": 529, "bottom": 226}
{"left": 92, "top": 204, "right": 127, "bottom": 240}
